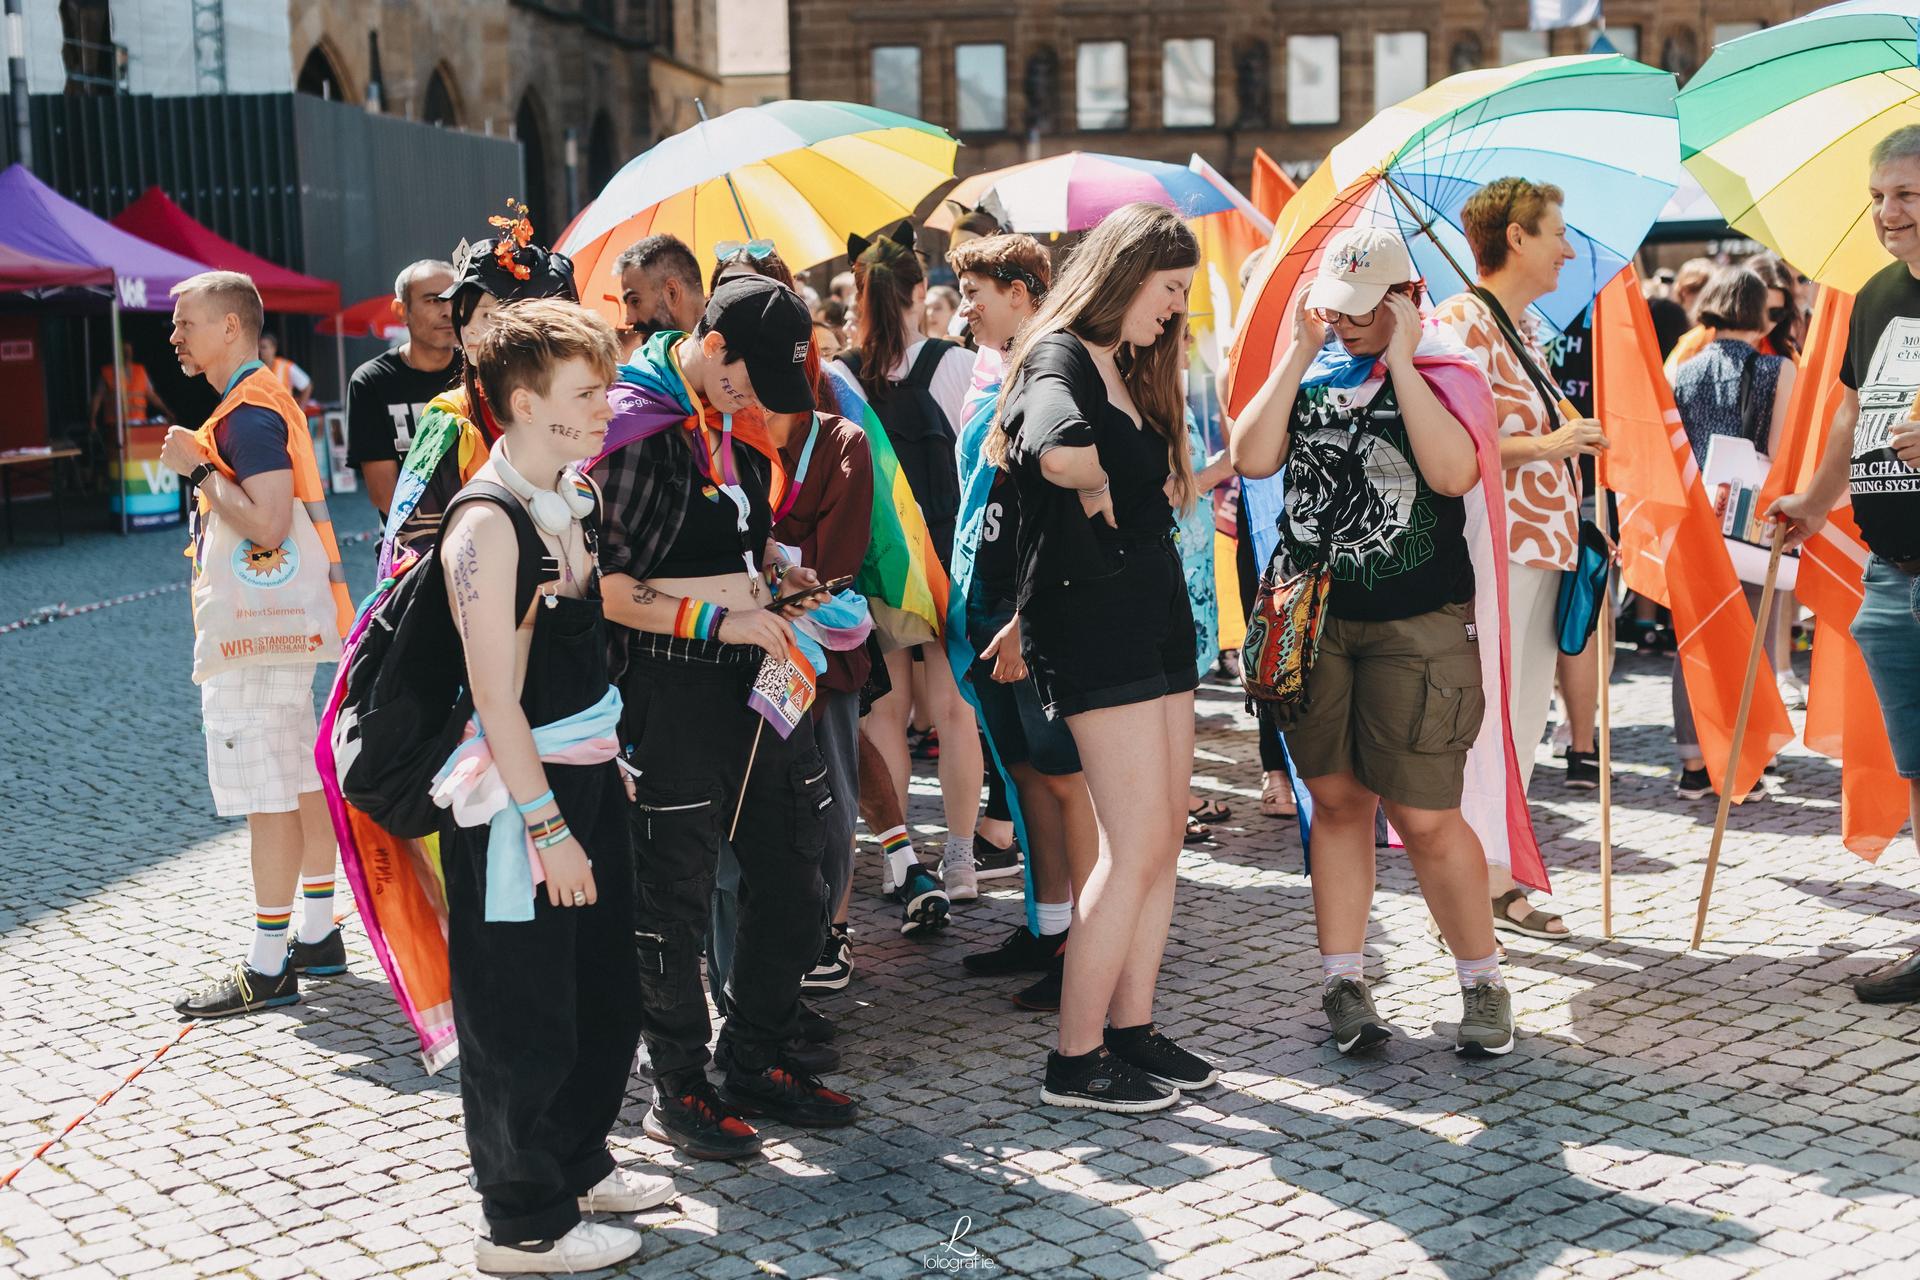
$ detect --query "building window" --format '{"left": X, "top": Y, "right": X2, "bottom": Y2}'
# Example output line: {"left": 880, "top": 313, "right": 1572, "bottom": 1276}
{"left": 1286, "top": 35, "right": 1340, "bottom": 127}
{"left": 956, "top": 43, "right": 1007, "bottom": 133}
{"left": 1605, "top": 26, "right": 1641, "bottom": 61}
{"left": 1449, "top": 33, "right": 1484, "bottom": 75}
{"left": 1499, "top": 30, "right": 1549, "bottom": 64}
{"left": 1077, "top": 41, "right": 1129, "bottom": 130}
{"left": 1233, "top": 39, "right": 1271, "bottom": 129}
{"left": 1163, "top": 39, "right": 1214, "bottom": 128}
{"left": 1713, "top": 22, "right": 1763, "bottom": 44}
{"left": 1373, "top": 31, "right": 1427, "bottom": 112}
{"left": 872, "top": 46, "right": 922, "bottom": 119}
{"left": 1025, "top": 47, "right": 1061, "bottom": 133}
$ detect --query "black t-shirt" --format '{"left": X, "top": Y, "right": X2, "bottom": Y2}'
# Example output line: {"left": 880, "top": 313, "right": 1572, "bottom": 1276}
{"left": 973, "top": 467, "right": 1021, "bottom": 605}
{"left": 345, "top": 348, "right": 462, "bottom": 469}
{"left": 1838, "top": 261, "right": 1920, "bottom": 561}
{"left": 1278, "top": 381, "right": 1473, "bottom": 622}
{"left": 214, "top": 404, "right": 290, "bottom": 482}
{"left": 1001, "top": 331, "right": 1175, "bottom": 607}
{"left": 1648, "top": 296, "right": 1690, "bottom": 359}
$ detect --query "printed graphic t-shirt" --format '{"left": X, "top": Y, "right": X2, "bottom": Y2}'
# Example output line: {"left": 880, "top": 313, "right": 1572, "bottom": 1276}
{"left": 345, "top": 348, "right": 463, "bottom": 469}
{"left": 1279, "top": 380, "right": 1473, "bottom": 622}
{"left": 1838, "top": 260, "right": 1920, "bottom": 562}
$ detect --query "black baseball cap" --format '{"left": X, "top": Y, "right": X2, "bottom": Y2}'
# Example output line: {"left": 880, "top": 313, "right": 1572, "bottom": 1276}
{"left": 703, "top": 275, "right": 815, "bottom": 415}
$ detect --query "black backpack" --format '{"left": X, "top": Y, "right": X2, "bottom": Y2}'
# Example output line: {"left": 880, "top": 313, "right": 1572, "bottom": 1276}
{"left": 328, "top": 481, "right": 547, "bottom": 838}
{"left": 841, "top": 340, "right": 962, "bottom": 538}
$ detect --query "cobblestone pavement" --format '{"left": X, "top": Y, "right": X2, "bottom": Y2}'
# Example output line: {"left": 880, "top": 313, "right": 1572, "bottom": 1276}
{"left": 4, "top": 510, "right": 1920, "bottom": 1280}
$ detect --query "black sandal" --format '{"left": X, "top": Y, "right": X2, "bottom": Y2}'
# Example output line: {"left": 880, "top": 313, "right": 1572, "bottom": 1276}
{"left": 1188, "top": 798, "right": 1231, "bottom": 823}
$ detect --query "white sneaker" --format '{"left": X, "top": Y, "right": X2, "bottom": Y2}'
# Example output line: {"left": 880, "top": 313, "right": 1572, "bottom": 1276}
{"left": 577, "top": 1166, "right": 675, "bottom": 1214}
{"left": 942, "top": 846, "right": 979, "bottom": 902}
{"left": 475, "top": 1220, "right": 643, "bottom": 1274}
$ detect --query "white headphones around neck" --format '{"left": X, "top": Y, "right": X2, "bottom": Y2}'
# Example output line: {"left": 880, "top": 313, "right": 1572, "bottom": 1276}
{"left": 492, "top": 448, "right": 594, "bottom": 536}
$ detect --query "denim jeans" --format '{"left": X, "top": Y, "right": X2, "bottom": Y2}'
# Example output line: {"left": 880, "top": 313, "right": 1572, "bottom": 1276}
{"left": 1852, "top": 555, "right": 1920, "bottom": 779}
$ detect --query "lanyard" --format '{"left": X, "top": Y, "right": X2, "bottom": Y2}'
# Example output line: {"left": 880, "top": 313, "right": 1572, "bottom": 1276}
{"left": 668, "top": 345, "right": 759, "bottom": 588}
{"left": 771, "top": 414, "right": 821, "bottom": 525}
{"left": 223, "top": 359, "right": 265, "bottom": 397}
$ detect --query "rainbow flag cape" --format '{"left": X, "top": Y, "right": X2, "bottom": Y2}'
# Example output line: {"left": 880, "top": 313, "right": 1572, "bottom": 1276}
{"left": 377, "top": 389, "right": 487, "bottom": 580}
{"left": 819, "top": 360, "right": 950, "bottom": 647}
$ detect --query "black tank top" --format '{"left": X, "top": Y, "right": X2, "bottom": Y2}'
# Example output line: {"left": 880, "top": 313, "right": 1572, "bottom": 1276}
{"left": 650, "top": 442, "right": 772, "bottom": 577}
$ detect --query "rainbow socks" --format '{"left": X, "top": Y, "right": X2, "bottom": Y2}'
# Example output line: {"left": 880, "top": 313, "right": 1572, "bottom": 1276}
{"left": 250, "top": 904, "right": 293, "bottom": 974}
{"left": 879, "top": 826, "right": 917, "bottom": 889}
{"left": 298, "top": 873, "right": 336, "bottom": 945}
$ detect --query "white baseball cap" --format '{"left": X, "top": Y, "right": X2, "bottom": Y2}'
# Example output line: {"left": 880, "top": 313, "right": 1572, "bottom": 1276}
{"left": 1305, "top": 225, "right": 1418, "bottom": 316}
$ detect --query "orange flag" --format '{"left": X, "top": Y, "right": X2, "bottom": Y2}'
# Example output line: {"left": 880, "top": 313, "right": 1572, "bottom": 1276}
{"left": 1594, "top": 268, "right": 1793, "bottom": 800}
{"left": 1250, "top": 148, "right": 1297, "bottom": 224}
{"left": 1759, "top": 289, "right": 1906, "bottom": 857}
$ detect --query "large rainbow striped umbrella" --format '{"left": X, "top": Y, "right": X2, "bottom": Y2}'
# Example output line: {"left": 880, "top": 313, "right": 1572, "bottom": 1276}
{"left": 1224, "top": 54, "right": 1678, "bottom": 416}
{"left": 558, "top": 100, "right": 957, "bottom": 321}
{"left": 1679, "top": 1, "right": 1920, "bottom": 292}
{"left": 927, "top": 151, "right": 1236, "bottom": 234}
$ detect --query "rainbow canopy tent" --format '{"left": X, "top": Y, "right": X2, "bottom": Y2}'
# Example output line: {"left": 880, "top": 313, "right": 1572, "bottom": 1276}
{"left": 111, "top": 187, "right": 340, "bottom": 314}
{"left": 0, "top": 164, "right": 210, "bottom": 310}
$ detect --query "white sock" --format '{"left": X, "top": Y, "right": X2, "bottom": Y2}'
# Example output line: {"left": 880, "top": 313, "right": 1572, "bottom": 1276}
{"left": 1456, "top": 952, "right": 1505, "bottom": 990}
{"left": 250, "top": 904, "right": 294, "bottom": 975}
{"left": 879, "top": 826, "right": 918, "bottom": 887}
{"left": 1321, "top": 952, "right": 1364, "bottom": 987}
{"left": 1034, "top": 900, "right": 1072, "bottom": 936}
{"left": 298, "top": 873, "right": 336, "bottom": 945}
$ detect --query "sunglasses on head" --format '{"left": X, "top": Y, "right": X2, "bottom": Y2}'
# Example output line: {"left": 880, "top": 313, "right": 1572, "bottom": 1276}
{"left": 988, "top": 264, "right": 1046, "bottom": 298}
{"left": 714, "top": 238, "right": 775, "bottom": 263}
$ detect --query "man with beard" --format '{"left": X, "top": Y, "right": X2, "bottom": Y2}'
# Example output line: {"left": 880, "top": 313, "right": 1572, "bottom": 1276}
{"left": 615, "top": 235, "right": 705, "bottom": 339}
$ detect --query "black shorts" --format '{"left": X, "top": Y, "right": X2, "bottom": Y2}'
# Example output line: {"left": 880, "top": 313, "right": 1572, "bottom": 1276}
{"left": 1020, "top": 535, "right": 1199, "bottom": 719}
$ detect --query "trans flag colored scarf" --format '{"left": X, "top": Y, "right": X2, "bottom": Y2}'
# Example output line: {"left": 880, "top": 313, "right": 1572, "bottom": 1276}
{"left": 819, "top": 360, "right": 950, "bottom": 648}
{"left": 1245, "top": 321, "right": 1547, "bottom": 892}
{"left": 946, "top": 347, "right": 1037, "bottom": 932}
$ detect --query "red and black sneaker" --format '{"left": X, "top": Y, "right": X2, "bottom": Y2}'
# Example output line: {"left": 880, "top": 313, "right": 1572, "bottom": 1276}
{"left": 642, "top": 1080, "right": 762, "bottom": 1162}
{"left": 718, "top": 1059, "right": 861, "bottom": 1128}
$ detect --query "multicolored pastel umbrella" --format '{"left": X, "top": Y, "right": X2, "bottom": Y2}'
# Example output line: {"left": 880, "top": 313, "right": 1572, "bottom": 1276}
{"left": 927, "top": 151, "right": 1237, "bottom": 234}
{"left": 1224, "top": 54, "right": 1679, "bottom": 416}
{"left": 1679, "top": 0, "right": 1920, "bottom": 291}
{"left": 558, "top": 100, "right": 957, "bottom": 321}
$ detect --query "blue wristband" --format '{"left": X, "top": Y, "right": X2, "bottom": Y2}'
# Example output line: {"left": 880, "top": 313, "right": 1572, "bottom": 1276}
{"left": 516, "top": 790, "right": 556, "bottom": 816}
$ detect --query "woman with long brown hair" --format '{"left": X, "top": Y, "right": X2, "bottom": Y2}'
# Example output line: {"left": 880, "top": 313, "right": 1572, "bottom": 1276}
{"left": 992, "top": 202, "right": 1214, "bottom": 1112}
{"left": 840, "top": 223, "right": 989, "bottom": 901}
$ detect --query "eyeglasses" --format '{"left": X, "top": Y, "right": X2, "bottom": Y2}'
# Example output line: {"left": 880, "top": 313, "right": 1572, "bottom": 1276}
{"left": 714, "top": 238, "right": 775, "bottom": 263}
{"left": 1309, "top": 304, "right": 1380, "bottom": 326}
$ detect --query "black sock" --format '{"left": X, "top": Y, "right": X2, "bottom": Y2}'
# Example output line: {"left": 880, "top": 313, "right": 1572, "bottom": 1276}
{"left": 1104, "top": 1021, "right": 1153, "bottom": 1048}
{"left": 1050, "top": 1045, "right": 1104, "bottom": 1068}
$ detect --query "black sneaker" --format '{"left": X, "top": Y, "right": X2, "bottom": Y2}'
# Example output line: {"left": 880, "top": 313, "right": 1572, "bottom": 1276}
{"left": 800, "top": 925, "right": 852, "bottom": 992}
{"left": 1012, "top": 966, "right": 1062, "bottom": 1011}
{"left": 1104, "top": 1024, "right": 1219, "bottom": 1090}
{"left": 895, "top": 864, "right": 951, "bottom": 937}
{"left": 1675, "top": 767, "right": 1712, "bottom": 798}
{"left": 1040, "top": 1046, "right": 1178, "bottom": 1113}
{"left": 717, "top": 1059, "right": 860, "bottom": 1128}
{"left": 796, "top": 999, "right": 835, "bottom": 1044}
{"left": 964, "top": 924, "right": 1067, "bottom": 976}
{"left": 173, "top": 962, "right": 298, "bottom": 1019}
{"left": 1854, "top": 949, "right": 1920, "bottom": 1004}
{"left": 973, "top": 832, "right": 1024, "bottom": 880}
{"left": 1563, "top": 750, "right": 1600, "bottom": 791}
{"left": 289, "top": 928, "right": 348, "bottom": 976}
{"left": 716, "top": 1034, "right": 840, "bottom": 1076}
{"left": 643, "top": 1080, "right": 762, "bottom": 1161}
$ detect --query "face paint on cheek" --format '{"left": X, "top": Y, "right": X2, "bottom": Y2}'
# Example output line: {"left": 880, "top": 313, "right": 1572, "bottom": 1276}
{"left": 548, "top": 421, "right": 584, "bottom": 441}
{"left": 718, "top": 374, "right": 745, "bottom": 407}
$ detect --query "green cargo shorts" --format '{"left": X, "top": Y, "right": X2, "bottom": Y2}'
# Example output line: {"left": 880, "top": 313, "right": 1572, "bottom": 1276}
{"left": 1283, "top": 599, "right": 1485, "bottom": 812}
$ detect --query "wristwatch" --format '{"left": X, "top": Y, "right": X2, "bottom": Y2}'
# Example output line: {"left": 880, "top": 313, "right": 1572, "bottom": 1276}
{"left": 187, "top": 462, "right": 217, "bottom": 488}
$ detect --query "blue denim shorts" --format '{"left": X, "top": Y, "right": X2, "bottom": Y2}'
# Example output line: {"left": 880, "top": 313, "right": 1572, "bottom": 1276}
{"left": 1851, "top": 555, "right": 1920, "bottom": 779}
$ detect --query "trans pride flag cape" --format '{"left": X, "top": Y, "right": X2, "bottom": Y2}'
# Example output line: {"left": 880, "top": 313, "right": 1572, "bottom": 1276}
{"left": 946, "top": 348, "right": 1037, "bottom": 932}
{"left": 1245, "top": 321, "right": 1548, "bottom": 892}
{"left": 818, "top": 360, "right": 950, "bottom": 648}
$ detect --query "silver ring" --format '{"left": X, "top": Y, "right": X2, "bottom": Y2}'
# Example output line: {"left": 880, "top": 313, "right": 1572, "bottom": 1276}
{"left": 571, "top": 890, "right": 587, "bottom": 905}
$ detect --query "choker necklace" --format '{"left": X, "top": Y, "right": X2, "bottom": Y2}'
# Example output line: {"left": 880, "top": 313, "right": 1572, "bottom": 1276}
{"left": 493, "top": 446, "right": 594, "bottom": 536}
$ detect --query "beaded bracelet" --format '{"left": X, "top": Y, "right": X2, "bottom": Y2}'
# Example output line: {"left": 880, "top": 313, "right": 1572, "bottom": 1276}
{"left": 533, "top": 823, "right": 573, "bottom": 850}
{"left": 673, "top": 598, "right": 728, "bottom": 641}
{"left": 515, "top": 789, "right": 556, "bottom": 817}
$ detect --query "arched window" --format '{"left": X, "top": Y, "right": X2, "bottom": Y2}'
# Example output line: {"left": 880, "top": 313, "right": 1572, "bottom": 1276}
{"left": 423, "top": 65, "right": 462, "bottom": 128}
{"left": 516, "top": 93, "right": 552, "bottom": 237}
{"left": 296, "top": 43, "right": 353, "bottom": 103}
{"left": 587, "top": 111, "right": 617, "bottom": 194}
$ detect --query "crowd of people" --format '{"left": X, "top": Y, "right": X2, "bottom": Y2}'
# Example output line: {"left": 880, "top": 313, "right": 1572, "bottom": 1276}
{"left": 153, "top": 125, "right": 1920, "bottom": 1273}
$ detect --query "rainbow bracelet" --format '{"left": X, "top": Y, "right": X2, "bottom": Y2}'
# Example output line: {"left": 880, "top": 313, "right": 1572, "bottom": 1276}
{"left": 673, "top": 598, "right": 728, "bottom": 641}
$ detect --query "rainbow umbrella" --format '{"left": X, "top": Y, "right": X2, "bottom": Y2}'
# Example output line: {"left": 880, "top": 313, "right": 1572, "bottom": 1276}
{"left": 558, "top": 100, "right": 956, "bottom": 320}
{"left": 1185, "top": 155, "right": 1273, "bottom": 370}
{"left": 1223, "top": 54, "right": 1678, "bottom": 416}
{"left": 927, "top": 151, "right": 1236, "bottom": 234}
{"left": 1679, "top": 1, "right": 1920, "bottom": 291}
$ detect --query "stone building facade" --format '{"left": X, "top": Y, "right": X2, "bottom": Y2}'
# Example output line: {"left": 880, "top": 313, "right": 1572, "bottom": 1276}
{"left": 288, "top": 0, "right": 722, "bottom": 235}
{"left": 788, "top": 0, "right": 1831, "bottom": 190}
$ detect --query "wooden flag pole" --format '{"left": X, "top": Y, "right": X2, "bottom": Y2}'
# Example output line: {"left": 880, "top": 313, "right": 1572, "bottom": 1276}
{"left": 1597, "top": 544, "right": 1616, "bottom": 940}
{"left": 729, "top": 720, "right": 765, "bottom": 842}
{"left": 1691, "top": 524, "right": 1788, "bottom": 949}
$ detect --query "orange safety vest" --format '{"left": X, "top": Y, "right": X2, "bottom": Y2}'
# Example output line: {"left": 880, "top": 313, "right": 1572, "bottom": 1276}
{"left": 191, "top": 365, "right": 353, "bottom": 639}
{"left": 100, "top": 363, "right": 153, "bottom": 422}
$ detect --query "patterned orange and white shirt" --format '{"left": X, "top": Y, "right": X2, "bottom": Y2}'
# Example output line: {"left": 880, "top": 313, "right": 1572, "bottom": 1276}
{"left": 1430, "top": 291, "right": 1579, "bottom": 571}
